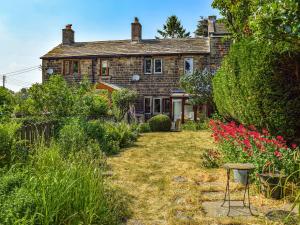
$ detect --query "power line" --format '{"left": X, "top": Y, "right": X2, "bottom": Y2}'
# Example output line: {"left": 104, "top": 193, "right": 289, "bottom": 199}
{"left": 2, "top": 65, "right": 41, "bottom": 76}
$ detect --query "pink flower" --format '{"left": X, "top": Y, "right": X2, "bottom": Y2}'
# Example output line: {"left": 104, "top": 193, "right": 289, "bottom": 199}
{"left": 274, "top": 150, "right": 282, "bottom": 159}
{"left": 291, "top": 143, "right": 297, "bottom": 149}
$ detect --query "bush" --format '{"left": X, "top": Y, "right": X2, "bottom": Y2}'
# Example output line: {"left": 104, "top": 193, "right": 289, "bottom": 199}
{"left": 148, "top": 114, "right": 171, "bottom": 132}
{"left": 0, "top": 87, "right": 15, "bottom": 120}
{"left": 58, "top": 119, "right": 88, "bottom": 156}
{"left": 213, "top": 38, "right": 300, "bottom": 141}
{"left": 0, "top": 122, "right": 21, "bottom": 167}
{"left": 0, "top": 146, "right": 130, "bottom": 224}
{"left": 139, "top": 123, "right": 151, "bottom": 133}
{"left": 200, "top": 149, "right": 222, "bottom": 168}
{"left": 182, "top": 120, "right": 209, "bottom": 131}
{"left": 112, "top": 89, "right": 137, "bottom": 121}
{"left": 85, "top": 120, "right": 137, "bottom": 155}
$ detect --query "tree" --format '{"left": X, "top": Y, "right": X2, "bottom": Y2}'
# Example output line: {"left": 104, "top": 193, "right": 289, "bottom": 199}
{"left": 180, "top": 69, "right": 214, "bottom": 106}
{"left": 156, "top": 15, "right": 191, "bottom": 39}
{"left": 0, "top": 87, "right": 15, "bottom": 120}
{"left": 112, "top": 89, "right": 137, "bottom": 121}
{"left": 194, "top": 17, "right": 208, "bottom": 37}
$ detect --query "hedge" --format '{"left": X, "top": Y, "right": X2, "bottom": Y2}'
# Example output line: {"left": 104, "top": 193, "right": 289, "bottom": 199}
{"left": 213, "top": 38, "right": 300, "bottom": 141}
{"left": 148, "top": 114, "right": 171, "bottom": 132}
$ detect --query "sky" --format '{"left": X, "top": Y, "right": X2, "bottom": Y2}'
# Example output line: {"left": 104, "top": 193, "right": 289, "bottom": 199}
{"left": 0, "top": 0, "right": 219, "bottom": 91}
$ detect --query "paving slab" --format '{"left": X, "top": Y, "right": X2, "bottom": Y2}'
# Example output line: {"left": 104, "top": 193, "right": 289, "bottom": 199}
{"left": 202, "top": 200, "right": 259, "bottom": 217}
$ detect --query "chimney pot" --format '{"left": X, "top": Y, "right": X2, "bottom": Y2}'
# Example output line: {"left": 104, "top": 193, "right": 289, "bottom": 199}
{"left": 131, "top": 17, "right": 142, "bottom": 42}
{"left": 66, "top": 24, "right": 72, "bottom": 29}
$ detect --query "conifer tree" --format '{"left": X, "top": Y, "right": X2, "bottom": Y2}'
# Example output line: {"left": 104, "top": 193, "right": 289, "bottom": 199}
{"left": 194, "top": 16, "right": 208, "bottom": 37}
{"left": 156, "top": 15, "right": 190, "bottom": 39}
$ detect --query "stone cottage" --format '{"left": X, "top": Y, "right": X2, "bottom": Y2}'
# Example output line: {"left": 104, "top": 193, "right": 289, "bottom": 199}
{"left": 41, "top": 16, "right": 230, "bottom": 123}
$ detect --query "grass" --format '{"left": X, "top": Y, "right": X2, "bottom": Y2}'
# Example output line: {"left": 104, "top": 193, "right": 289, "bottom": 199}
{"left": 108, "top": 130, "right": 297, "bottom": 225}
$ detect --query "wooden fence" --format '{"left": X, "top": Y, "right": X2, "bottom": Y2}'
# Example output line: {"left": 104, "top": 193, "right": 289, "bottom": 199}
{"left": 19, "top": 121, "right": 57, "bottom": 144}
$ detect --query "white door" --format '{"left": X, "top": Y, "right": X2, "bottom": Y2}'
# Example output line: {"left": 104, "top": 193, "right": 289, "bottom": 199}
{"left": 173, "top": 99, "right": 182, "bottom": 122}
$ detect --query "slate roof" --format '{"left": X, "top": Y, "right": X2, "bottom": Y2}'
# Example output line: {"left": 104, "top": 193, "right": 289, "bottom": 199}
{"left": 41, "top": 38, "right": 210, "bottom": 59}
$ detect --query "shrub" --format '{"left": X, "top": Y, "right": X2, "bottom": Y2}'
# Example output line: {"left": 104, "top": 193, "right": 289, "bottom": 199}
{"left": 213, "top": 38, "right": 300, "bottom": 141}
{"left": 182, "top": 120, "right": 208, "bottom": 131}
{"left": 209, "top": 120, "right": 300, "bottom": 179}
{"left": 0, "top": 87, "right": 15, "bottom": 120}
{"left": 112, "top": 89, "right": 137, "bottom": 121}
{"left": 148, "top": 114, "right": 172, "bottom": 132}
{"left": 139, "top": 123, "right": 151, "bottom": 133}
{"left": 0, "top": 122, "right": 21, "bottom": 167}
{"left": 58, "top": 119, "right": 88, "bottom": 156}
{"left": 200, "top": 149, "right": 222, "bottom": 168}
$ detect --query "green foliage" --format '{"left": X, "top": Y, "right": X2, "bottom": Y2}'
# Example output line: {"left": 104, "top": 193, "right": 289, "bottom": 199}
{"left": 194, "top": 16, "right": 208, "bottom": 37}
{"left": 112, "top": 89, "right": 137, "bottom": 121}
{"left": 58, "top": 118, "right": 88, "bottom": 156}
{"left": 85, "top": 120, "right": 138, "bottom": 155}
{"left": 213, "top": 38, "right": 300, "bottom": 140}
{"left": 0, "top": 87, "right": 15, "bottom": 120}
{"left": 148, "top": 114, "right": 171, "bottom": 132}
{"left": 0, "top": 146, "right": 130, "bottom": 224}
{"left": 180, "top": 69, "right": 214, "bottom": 105}
{"left": 212, "top": 0, "right": 300, "bottom": 49}
{"left": 78, "top": 92, "right": 109, "bottom": 118}
{"left": 181, "top": 120, "right": 208, "bottom": 131}
{"left": 156, "top": 15, "right": 191, "bottom": 39}
{"left": 0, "top": 122, "right": 21, "bottom": 167}
{"left": 200, "top": 149, "right": 222, "bottom": 168}
{"left": 139, "top": 122, "right": 151, "bottom": 133}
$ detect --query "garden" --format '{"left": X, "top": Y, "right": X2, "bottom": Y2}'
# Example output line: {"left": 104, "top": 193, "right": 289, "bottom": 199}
{"left": 0, "top": 75, "right": 140, "bottom": 224}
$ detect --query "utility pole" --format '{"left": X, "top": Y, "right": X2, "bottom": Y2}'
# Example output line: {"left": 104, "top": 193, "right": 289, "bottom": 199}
{"left": 2, "top": 75, "right": 6, "bottom": 88}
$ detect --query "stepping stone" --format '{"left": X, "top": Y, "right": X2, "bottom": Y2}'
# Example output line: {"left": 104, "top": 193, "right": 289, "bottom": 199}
{"left": 202, "top": 200, "right": 259, "bottom": 217}
{"left": 173, "top": 176, "right": 187, "bottom": 183}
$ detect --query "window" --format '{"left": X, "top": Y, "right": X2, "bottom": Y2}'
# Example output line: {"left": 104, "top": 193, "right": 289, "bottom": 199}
{"left": 144, "top": 97, "right": 151, "bottom": 114}
{"left": 64, "top": 61, "right": 70, "bottom": 75}
{"left": 154, "top": 59, "right": 162, "bottom": 74}
{"left": 153, "top": 98, "right": 161, "bottom": 114}
{"left": 162, "top": 98, "right": 170, "bottom": 113}
{"left": 101, "top": 60, "right": 109, "bottom": 76}
{"left": 184, "top": 58, "right": 193, "bottom": 75}
{"left": 144, "top": 58, "right": 152, "bottom": 74}
{"left": 73, "top": 61, "right": 79, "bottom": 75}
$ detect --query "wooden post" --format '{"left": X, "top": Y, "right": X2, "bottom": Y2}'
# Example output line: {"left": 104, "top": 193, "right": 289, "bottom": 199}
{"left": 169, "top": 96, "right": 173, "bottom": 121}
{"left": 181, "top": 98, "right": 185, "bottom": 124}
{"left": 193, "top": 105, "right": 197, "bottom": 122}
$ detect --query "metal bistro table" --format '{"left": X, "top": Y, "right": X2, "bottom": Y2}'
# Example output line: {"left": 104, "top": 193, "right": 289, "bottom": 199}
{"left": 221, "top": 163, "right": 256, "bottom": 216}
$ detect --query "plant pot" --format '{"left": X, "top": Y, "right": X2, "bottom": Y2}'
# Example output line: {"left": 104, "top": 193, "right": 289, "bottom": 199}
{"left": 259, "top": 173, "right": 287, "bottom": 199}
{"left": 233, "top": 169, "right": 249, "bottom": 185}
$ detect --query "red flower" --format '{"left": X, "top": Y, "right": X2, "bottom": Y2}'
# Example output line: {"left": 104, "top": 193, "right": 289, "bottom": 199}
{"left": 291, "top": 143, "right": 297, "bottom": 149}
{"left": 243, "top": 139, "right": 251, "bottom": 148}
{"left": 274, "top": 150, "right": 282, "bottom": 158}
{"left": 276, "top": 135, "right": 284, "bottom": 142}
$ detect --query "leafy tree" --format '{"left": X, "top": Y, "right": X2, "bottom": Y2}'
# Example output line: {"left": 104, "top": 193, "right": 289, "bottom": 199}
{"left": 156, "top": 15, "right": 191, "bottom": 39}
{"left": 112, "top": 89, "right": 137, "bottom": 121}
{"left": 212, "top": 0, "right": 300, "bottom": 48}
{"left": 0, "top": 87, "right": 15, "bottom": 120}
{"left": 180, "top": 69, "right": 214, "bottom": 106}
{"left": 195, "top": 17, "right": 208, "bottom": 37}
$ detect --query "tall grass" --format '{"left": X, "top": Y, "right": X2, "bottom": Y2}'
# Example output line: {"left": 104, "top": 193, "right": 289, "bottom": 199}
{"left": 0, "top": 144, "right": 130, "bottom": 224}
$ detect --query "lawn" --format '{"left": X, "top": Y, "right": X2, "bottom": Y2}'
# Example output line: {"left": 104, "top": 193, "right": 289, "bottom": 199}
{"left": 108, "top": 131, "right": 293, "bottom": 225}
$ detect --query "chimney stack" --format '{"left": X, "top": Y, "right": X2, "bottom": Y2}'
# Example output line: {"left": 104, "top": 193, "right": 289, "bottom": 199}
{"left": 62, "top": 24, "right": 74, "bottom": 45}
{"left": 131, "top": 17, "right": 142, "bottom": 42}
{"left": 208, "top": 16, "right": 217, "bottom": 34}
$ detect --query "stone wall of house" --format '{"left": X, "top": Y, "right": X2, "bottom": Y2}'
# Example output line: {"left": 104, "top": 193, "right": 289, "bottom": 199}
{"left": 209, "top": 36, "right": 231, "bottom": 71}
{"left": 42, "top": 54, "right": 209, "bottom": 112}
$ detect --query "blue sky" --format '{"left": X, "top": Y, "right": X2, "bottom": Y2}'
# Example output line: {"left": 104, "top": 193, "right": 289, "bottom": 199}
{"left": 0, "top": 0, "right": 219, "bottom": 91}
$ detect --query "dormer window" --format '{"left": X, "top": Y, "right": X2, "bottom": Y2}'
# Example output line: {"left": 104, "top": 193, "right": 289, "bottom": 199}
{"left": 154, "top": 59, "right": 162, "bottom": 74}
{"left": 144, "top": 58, "right": 152, "bottom": 74}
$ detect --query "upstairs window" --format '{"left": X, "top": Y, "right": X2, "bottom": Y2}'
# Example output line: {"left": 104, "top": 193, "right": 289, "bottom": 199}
{"left": 154, "top": 59, "right": 162, "bottom": 74}
{"left": 184, "top": 58, "right": 193, "bottom": 75}
{"left": 144, "top": 58, "right": 152, "bottom": 74}
{"left": 101, "top": 60, "right": 109, "bottom": 76}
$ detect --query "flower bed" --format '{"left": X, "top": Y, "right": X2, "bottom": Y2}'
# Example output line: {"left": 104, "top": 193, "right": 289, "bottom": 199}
{"left": 209, "top": 120, "right": 300, "bottom": 180}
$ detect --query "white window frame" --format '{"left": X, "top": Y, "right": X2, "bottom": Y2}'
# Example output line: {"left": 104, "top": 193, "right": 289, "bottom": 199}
{"left": 153, "top": 97, "right": 162, "bottom": 114}
{"left": 144, "top": 58, "right": 152, "bottom": 74}
{"left": 184, "top": 57, "right": 194, "bottom": 75}
{"left": 154, "top": 58, "right": 162, "bottom": 74}
{"left": 144, "top": 96, "right": 152, "bottom": 114}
